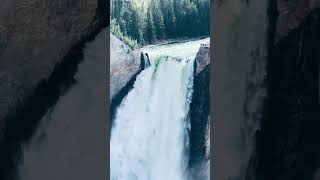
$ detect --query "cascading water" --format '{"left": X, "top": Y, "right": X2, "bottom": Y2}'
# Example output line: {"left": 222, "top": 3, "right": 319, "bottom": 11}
{"left": 110, "top": 38, "right": 209, "bottom": 180}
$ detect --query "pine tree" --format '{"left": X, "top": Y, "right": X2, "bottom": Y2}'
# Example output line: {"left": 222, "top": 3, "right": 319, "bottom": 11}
{"left": 152, "top": 5, "right": 165, "bottom": 39}
{"left": 111, "top": 0, "right": 210, "bottom": 45}
{"left": 145, "top": 8, "right": 156, "bottom": 43}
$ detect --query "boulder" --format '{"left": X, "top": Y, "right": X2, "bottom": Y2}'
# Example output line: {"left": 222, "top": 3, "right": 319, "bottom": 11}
{"left": 110, "top": 34, "right": 142, "bottom": 103}
{"left": 195, "top": 44, "right": 210, "bottom": 75}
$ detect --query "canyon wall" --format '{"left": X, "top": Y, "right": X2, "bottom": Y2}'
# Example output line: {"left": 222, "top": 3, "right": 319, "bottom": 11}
{"left": 213, "top": 1, "right": 268, "bottom": 179}
{"left": 257, "top": 1, "right": 320, "bottom": 180}
{"left": 213, "top": 0, "right": 320, "bottom": 179}
{"left": 0, "top": 1, "right": 108, "bottom": 178}
{"left": 189, "top": 45, "right": 210, "bottom": 179}
{"left": 0, "top": 0, "right": 108, "bottom": 137}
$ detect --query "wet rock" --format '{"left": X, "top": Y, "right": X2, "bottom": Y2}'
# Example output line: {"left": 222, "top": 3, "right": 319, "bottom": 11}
{"left": 195, "top": 44, "right": 210, "bottom": 75}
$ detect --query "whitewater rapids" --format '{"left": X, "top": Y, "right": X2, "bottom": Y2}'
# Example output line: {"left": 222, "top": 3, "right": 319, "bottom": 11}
{"left": 110, "top": 38, "right": 209, "bottom": 180}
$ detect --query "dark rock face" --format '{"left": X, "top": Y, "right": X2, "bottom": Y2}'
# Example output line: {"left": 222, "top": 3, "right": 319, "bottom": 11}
{"left": 275, "top": 0, "right": 320, "bottom": 41}
{"left": 213, "top": 0, "right": 320, "bottom": 179}
{"left": 188, "top": 46, "right": 210, "bottom": 179}
{"left": 256, "top": 2, "right": 320, "bottom": 180}
{"left": 0, "top": 0, "right": 108, "bottom": 136}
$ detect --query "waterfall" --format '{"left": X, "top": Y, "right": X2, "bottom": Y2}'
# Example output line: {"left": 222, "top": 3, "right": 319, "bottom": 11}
{"left": 110, "top": 38, "right": 209, "bottom": 180}
{"left": 110, "top": 57, "right": 194, "bottom": 180}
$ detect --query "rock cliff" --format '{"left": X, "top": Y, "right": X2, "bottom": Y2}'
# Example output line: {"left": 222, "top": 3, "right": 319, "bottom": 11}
{"left": 110, "top": 34, "right": 150, "bottom": 123}
{"left": 110, "top": 34, "right": 142, "bottom": 102}
{"left": 0, "top": 1, "right": 108, "bottom": 178}
{"left": 257, "top": 1, "right": 320, "bottom": 180}
{"left": 213, "top": 1, "right": 268, "bottom": 179}
{"left": 213, "top": 0, "right": 320, "bottom": 180}
{"left": 0, "top": 0, "right": 108, "bottom": 137}
{"left": 189, "top": 45, "right": 210, "bottom": 180}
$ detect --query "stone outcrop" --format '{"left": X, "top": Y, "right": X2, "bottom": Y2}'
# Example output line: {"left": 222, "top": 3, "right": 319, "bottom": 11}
{"left": 0, "top": 0, "right": 108, "bottom": 137}
{"left": 188, "top": 45, "right": 210, "bottom": 180}
{"left": 110, "top": 34, "right": 150, "bottom": 123}
{"left": 195, "top": 44, "right": 210, "bottom": 75}
{"left": 110, "top": 34, "right": 142, "bottom": 102}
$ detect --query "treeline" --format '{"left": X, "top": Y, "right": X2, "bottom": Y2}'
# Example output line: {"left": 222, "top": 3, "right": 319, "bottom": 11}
{"left": 110, "top": 0, "right": 210, "bottom": 47}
